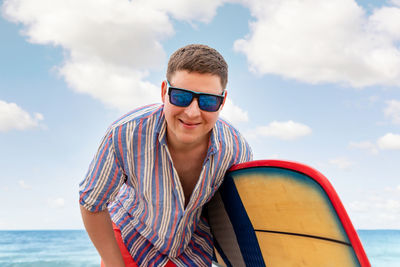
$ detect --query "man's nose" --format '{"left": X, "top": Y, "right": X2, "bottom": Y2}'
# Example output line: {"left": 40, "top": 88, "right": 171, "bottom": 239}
{"left": 184, "top": 98, "right": 201, "bottom": 117}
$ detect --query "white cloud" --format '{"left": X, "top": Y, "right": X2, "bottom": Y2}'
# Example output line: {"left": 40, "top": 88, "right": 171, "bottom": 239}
{"left": 349, "top": 199, "right": 400, "bottom": 228}
{"left": 348, "top": 185, "right": 400, "bottom": 228}
{"left": 0, "top": 100, "right": 44, "bottom": 132}
{"left": 47, "top": 197, "right": 65, "bottom": 208}
{"left": 18, "top": 180, "right": 31, "bottom": 189}
{"left": 235, "top": 0, "right": 400, "bottom": 87}
{"left": 377, "top": 133, "right": 400, "bottom": 150}
{"left": 377, "top": 199, "right": 400, "bottom": 211}
{"left": 247, "top": 120, "right": 312, "bottom": 140}
{"left": 349, "top": 141, "right": 378, "bottom": 154}
{"left": 1, "top": 0, "right": 228, "bottom": 111}
{"left": 384, "top": 185, "right": 400, "bottom": 192}
{"left": 4, "top": 0, "right": 400, "bottom": 113}
{"left": 2, "top": 0, "right": 173, "bottom": 69}
{"left": 2, "top": 0, "right": 171, "bottom": 111}
{"left": 349, "top": 200, "right": 369, "bottom": 212}
{"left": 220, "top": 98, "right": 249, "bottom": 124}
{"left": 329, "top": 157, "right": 355, "bottom": 170}
{"left": 351, "top": 134, "right": 400, "bottom": 153}
{"left": 369, "top": 3, "right": 400, "bottom": 41}
{"left": 59, "top": 60, "right": 160, "bottom": 111}
{"left": 152, "top": 0, "right": 226, "bottom": 24}
{"left": 384, "top": 100, "right": 400, "bottom": 124}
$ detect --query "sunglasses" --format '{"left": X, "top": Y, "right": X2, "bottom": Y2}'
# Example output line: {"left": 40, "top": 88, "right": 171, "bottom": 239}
{"left": 166, "top": 80, "right": 225, "bottom": 112}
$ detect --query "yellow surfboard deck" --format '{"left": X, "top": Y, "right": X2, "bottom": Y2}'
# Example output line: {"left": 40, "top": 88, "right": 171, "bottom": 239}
{"left": 207, "top": 160, "right": 370, "bottom": 267}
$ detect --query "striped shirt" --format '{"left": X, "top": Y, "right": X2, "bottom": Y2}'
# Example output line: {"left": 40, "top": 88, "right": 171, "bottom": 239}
{"left": 79, "top": 104, "right": 252, "bottom": 266}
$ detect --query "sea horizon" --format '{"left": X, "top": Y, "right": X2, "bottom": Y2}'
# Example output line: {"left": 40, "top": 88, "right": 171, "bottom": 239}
{"left": 0, "top": 229, "right": 399, "bottom": 266}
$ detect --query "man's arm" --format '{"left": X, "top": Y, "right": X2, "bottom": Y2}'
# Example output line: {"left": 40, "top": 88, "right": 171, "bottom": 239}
{"left": 80, "top": 205, "right": 125, "bottom": 267}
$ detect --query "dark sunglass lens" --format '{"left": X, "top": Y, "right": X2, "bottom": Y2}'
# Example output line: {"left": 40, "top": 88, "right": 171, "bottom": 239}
{"left": 199, "top": 95, "right": 221, "bottom": 112}
{"left": 170, "top": 88, "right": 193, "bottom": 107}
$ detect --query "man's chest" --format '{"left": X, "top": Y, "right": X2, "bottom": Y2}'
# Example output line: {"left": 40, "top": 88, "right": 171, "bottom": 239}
{"left": 172, "top": 153, "right": 206, "bottom": 205}
{"left": 125, "top": 145, "right": 219, "bottom": 205}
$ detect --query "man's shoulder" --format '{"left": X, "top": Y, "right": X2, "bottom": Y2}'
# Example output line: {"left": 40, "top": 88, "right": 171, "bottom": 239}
{"left": 215, "top": 117, "right": 249, "bottom": 145}
{"left": 110, "top": 103, "right": 163, "bottom": 130}
{"left": 216, "top": 117, "right": 242, "bottom": 136}
{"left": 214, "top": 117, "right": 253, "bottom": 162}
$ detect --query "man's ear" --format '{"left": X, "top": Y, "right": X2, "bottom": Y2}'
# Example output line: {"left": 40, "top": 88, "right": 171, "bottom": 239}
{"left": 221, "top": 90, "right": 228, "bottom": 108}
{"left": 161, "top": 80, "right": 167, "bottom": 103}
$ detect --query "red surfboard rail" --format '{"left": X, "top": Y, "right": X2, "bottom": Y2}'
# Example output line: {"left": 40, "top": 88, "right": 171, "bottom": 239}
{"left": 229, "top": 159, "right": 371, "bottom": 267}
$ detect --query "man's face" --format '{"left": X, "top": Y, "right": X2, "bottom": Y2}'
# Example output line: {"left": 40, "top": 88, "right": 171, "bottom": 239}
{"left": 161, "top": 70, "right": 226, "bottom": 149}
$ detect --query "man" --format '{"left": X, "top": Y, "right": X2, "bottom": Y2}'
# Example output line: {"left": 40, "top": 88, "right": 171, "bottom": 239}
{"left": 79, "top": 44, "right": 252, "bottom": 266}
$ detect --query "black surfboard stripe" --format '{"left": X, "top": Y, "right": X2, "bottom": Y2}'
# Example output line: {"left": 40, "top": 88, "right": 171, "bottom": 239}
{"left": 254, "top": 229, "right": 352, "bottom": 246}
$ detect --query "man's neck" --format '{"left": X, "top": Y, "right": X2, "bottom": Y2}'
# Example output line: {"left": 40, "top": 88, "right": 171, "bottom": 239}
{"left": 166, "top": 131, "right": 211, "bottom": 207}
{"left": 166, "top": 132, "right": 211, "bottom": 154}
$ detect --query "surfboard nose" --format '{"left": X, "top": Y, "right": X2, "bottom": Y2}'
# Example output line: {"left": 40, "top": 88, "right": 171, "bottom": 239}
{"left": 207, "top": 160, "right": 370, "bottom": 267}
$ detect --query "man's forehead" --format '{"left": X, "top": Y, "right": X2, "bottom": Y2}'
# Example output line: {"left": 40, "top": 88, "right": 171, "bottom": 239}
{"left": 169, "top": 70, "right": 224, "bottom": 92}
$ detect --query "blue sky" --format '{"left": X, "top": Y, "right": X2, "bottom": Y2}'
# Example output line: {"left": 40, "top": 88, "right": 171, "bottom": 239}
{"left": 1, "top": 0, "right": 400, "bottom": 230}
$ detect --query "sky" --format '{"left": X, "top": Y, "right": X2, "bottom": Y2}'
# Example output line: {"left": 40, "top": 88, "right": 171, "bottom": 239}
{"left": 0, "top": 0, "right": 400, "bottom": 230}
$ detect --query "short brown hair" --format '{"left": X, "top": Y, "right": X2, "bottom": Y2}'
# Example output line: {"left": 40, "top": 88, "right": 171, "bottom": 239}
{"left": 166, "top": 44, "right": 228, "bottom": 89}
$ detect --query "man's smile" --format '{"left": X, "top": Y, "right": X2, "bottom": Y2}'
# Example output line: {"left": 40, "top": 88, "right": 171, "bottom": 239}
{"left": 179, "top": 119, "right": 201, "bottom": 128}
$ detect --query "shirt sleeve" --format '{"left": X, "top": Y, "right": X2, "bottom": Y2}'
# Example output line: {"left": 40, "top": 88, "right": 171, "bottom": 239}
{"left": 79, "top": 127, "right": 126, "bottom": 212}
{"left": 234, "top": 131, "right": 253, "bottom": 165}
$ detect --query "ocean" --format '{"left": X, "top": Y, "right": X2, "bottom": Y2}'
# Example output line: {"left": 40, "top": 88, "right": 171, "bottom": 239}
{"left": 0, "top": 230, "right": 99, "bottom": 267}
{"left": 0, "top": 230, "right": 398, "bottom": 266}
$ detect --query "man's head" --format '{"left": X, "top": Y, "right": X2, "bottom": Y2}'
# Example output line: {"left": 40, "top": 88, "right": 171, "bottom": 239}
{"left": 162, "top": 44, "right": 228, "bottom": 149}
{"left": 166, "top": 44, "right": 228, "bottom": 90}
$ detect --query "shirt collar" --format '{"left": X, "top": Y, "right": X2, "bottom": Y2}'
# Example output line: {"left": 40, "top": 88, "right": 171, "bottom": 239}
{"left": 156, "top": 107, "right": 168, "bottom": 146}
{"left": 207, "top": 122, "right": 220, "bottom": 157}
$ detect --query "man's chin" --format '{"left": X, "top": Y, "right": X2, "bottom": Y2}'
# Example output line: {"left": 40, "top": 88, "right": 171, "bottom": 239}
{"left": 177, "top": 136, "right": 198, "bottom": 145}
{"left": 176, "top": 133, "right": 205, "bottom": 146}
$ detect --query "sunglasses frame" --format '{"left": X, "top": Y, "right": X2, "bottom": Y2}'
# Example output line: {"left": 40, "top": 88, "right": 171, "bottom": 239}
{"left": 166, "top": 80, "right": 225, "bottom": 112}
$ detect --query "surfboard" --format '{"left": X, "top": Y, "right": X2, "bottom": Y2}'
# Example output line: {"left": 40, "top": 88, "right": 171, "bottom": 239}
{"left": 207, "top": 160, "right": 370, "bottom": 267}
